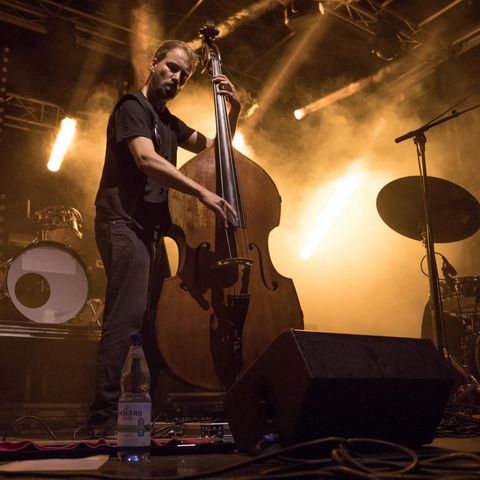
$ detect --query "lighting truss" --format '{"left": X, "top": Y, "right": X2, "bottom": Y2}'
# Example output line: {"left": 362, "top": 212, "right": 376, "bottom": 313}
{"left": 3, "top": 92, "right": 64, "bottom": 131}
{"left": 0, "top": 0, "right": 137, "bottom": 59}
{"left": 322, "top": 0, "right": 467, "bottom": 53}
{"left": 3, "top": 92, "right": 102, "bottom": 132}
{"left": 0, "top": 0, "right": 478, "bottom": 62}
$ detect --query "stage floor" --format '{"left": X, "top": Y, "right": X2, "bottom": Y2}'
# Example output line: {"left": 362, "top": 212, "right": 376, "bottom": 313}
{"left": 1, "top": 434, "right": 480, "bottom": 479}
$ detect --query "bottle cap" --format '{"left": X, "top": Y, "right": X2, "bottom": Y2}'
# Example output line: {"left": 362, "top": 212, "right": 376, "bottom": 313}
{"left": 130, "top": 333, "right": 143, "bottom": 345}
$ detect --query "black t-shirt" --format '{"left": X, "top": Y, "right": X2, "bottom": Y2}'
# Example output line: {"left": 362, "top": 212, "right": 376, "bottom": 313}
{"left": 95, "top": 92, "right": 195, "bottom": 230}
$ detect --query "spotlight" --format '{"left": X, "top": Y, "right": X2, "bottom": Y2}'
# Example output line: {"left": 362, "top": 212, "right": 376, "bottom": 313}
{"left": 294, "top": 109, "right": 305, "bottom": 120}
{"left": 316, "top": 1, "right": 326, "bottom": 15}
{"left": 280, "top": 0, "right": 320, "bottom": 25}
{"left": 48, "top": 117, "right": 77, "bottom": 172}
{"left": 371, "top": 23, "right": 401, "bottom": 61}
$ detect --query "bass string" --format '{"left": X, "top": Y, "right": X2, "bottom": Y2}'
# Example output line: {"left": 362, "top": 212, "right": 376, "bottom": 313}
{"left": 211, "top": 55, "right": 251, "bottom": 263}
{"left": 215, "top": 92, "right": 250, "bottom": 298}
{"left": 212, "top": 77, "right": 233, "bottom": 260}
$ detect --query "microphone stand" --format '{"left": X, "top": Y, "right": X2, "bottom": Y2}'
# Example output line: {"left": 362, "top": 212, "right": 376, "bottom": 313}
{"left": 395, "top": 103, "right": 480, "bottom": 370}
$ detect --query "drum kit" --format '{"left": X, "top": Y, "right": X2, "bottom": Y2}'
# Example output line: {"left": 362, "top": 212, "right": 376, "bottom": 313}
{"left": 0, "top": 205, "right": 103, "bottom": 326}
{"left": 377, "top": 175, "right": 480, "bottom": 401}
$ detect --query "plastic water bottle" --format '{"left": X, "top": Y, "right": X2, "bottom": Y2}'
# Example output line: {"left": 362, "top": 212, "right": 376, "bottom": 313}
{"left": 117, "top": 333, "right": 151, "bottom": 462}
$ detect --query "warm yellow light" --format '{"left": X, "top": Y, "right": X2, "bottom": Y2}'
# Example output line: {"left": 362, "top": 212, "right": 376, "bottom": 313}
{"left": 294, "top": 109, "right": 305, "bottom": 120}
{"left": 232, "top": 131, "right": 253, "bottom": 157}
{"left": 232, "top": 131, "right": 246, "bottom": 150}
{"left": 47, "top": 117, "right": 77, "bottom": 172}
{"left": 293, "top": 64, "right": 395, "bottom": 119}
{"left": 300, "top": 172, "right": 365, "bottom": 259}
{"left": 244, "top": 103, "right": 259, "bottom": 118}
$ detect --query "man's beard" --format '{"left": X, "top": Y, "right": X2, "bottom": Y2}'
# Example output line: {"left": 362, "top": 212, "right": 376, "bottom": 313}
{"left": 157, "top": 82, "right": 178, "bottom": 101}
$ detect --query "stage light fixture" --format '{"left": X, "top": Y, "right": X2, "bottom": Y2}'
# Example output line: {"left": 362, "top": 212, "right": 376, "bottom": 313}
{"left": 280, "top": 0, "right": 324, "bottom": 25}
{"left": 47, "top": 117, "right": 76, "bottom": 172}
{"left": 292, "top": 62, "right": 396, "bottom": 119}
{"left": 316, "top": 0, "right": 326, "bottom": 15}
{"left": 294, "top": 108, "right": 305, "bottom": 120}
{"left": 371, "top": 23, "right": 401, "bottom": 61}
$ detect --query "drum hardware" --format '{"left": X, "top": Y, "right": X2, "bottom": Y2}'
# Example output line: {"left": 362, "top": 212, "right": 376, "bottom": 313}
{"left": 448, "top": 317, "right": 480, "bottom": 402}
{"left": 392, "top": 99, "right": 480, "bottom": 364}
{"left": 34, "top": 205, "right": 84, "bottom": 254}
{"left": 449, "top": 354, "right": 480, "bottom": 402}
{"left": 440, "top": 279, "right": 480, "bottom": 403}
{"left": 377, "top": 173, "right": 480, "bottom": 403}
{"left": 84, "top": 298, "right": 104, "bottom": 327}
{"left": 424, "top": 270, "right": 480, "bottom": 404}
{"left": 67, "top": 297, "right": 104, "bottom": 327}
{"left": 440, "top": 276, "right": 480, "bottom": 317}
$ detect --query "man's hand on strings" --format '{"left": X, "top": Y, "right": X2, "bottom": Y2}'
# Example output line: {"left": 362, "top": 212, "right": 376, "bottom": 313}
{"left": 213, "top": 74, "right": 241, "bottom": 111}
{"left": 199, "top": 189, "right": 237, "bottom": 228}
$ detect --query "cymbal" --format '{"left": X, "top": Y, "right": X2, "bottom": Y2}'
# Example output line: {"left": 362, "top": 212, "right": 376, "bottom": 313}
{"left": 376, "top": 176, "right": 480, "bottom": 243}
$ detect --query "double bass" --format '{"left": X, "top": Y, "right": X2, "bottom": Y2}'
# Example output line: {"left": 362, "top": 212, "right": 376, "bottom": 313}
{"left": 156, "top": 25, "right": 303, "bottom": 390}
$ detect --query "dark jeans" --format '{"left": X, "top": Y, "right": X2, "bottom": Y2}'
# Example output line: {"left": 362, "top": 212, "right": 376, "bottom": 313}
{"left": 89, "top": 217, "right": 168, "bottom": 426}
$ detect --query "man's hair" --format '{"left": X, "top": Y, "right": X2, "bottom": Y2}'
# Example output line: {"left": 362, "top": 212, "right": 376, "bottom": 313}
{"left": 153, "top": 40, "right": 198, "bottom": 74}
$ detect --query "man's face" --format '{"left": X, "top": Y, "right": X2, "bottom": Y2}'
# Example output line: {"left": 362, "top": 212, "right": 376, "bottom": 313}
{"left": 150, "top": 47, "right": 193, "bottom": 101}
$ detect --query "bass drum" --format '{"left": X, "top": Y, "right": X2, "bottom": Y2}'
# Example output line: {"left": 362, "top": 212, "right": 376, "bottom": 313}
{"left": 6, "top": 241, "right": 89, "bottom": 324}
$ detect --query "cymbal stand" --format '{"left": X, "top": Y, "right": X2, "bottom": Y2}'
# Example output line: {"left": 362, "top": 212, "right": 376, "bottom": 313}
{"left": 395, "top": 103, "right": 480, "bottom": 392}
{"left": 450, "top": 326, "right": 480, "bottom": 402}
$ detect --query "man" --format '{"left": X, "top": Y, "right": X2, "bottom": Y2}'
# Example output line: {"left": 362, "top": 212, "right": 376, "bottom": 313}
{"left": 88, "top": 40, "right": 240, "bottom": 436}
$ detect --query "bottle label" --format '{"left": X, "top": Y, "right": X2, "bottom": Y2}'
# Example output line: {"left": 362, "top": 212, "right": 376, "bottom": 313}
{"left": 117, "top": 401, "right": 151, "bottom": 447}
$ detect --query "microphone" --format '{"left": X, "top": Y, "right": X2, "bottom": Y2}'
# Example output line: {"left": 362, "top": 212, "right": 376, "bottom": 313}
{"left": 441, "top": 255, "right": 457, "bottom": 278}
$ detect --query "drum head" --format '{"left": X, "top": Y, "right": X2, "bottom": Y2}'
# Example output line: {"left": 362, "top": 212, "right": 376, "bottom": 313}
{"left": 6, "top": 242, "right": 89, "bottom": 324}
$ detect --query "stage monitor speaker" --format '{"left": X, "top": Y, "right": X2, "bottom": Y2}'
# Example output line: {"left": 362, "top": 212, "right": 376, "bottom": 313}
{"left": 224, "top": 329, "right": 453, "bottom": 451}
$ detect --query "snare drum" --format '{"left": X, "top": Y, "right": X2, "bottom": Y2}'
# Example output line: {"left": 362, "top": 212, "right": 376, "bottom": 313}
{"left": 440, "top": 276, "right": 480, "bottom": 315}
{"left": 6, "top": 241, "right": 89, "bottom": 324}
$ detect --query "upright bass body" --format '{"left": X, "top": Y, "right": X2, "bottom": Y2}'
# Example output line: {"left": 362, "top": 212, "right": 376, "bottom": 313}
{"left": 157, "top": 146, "right": 303, "bottom": 390}
{"left": 156, "top": 24, "right": 303, "bottom": 390}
